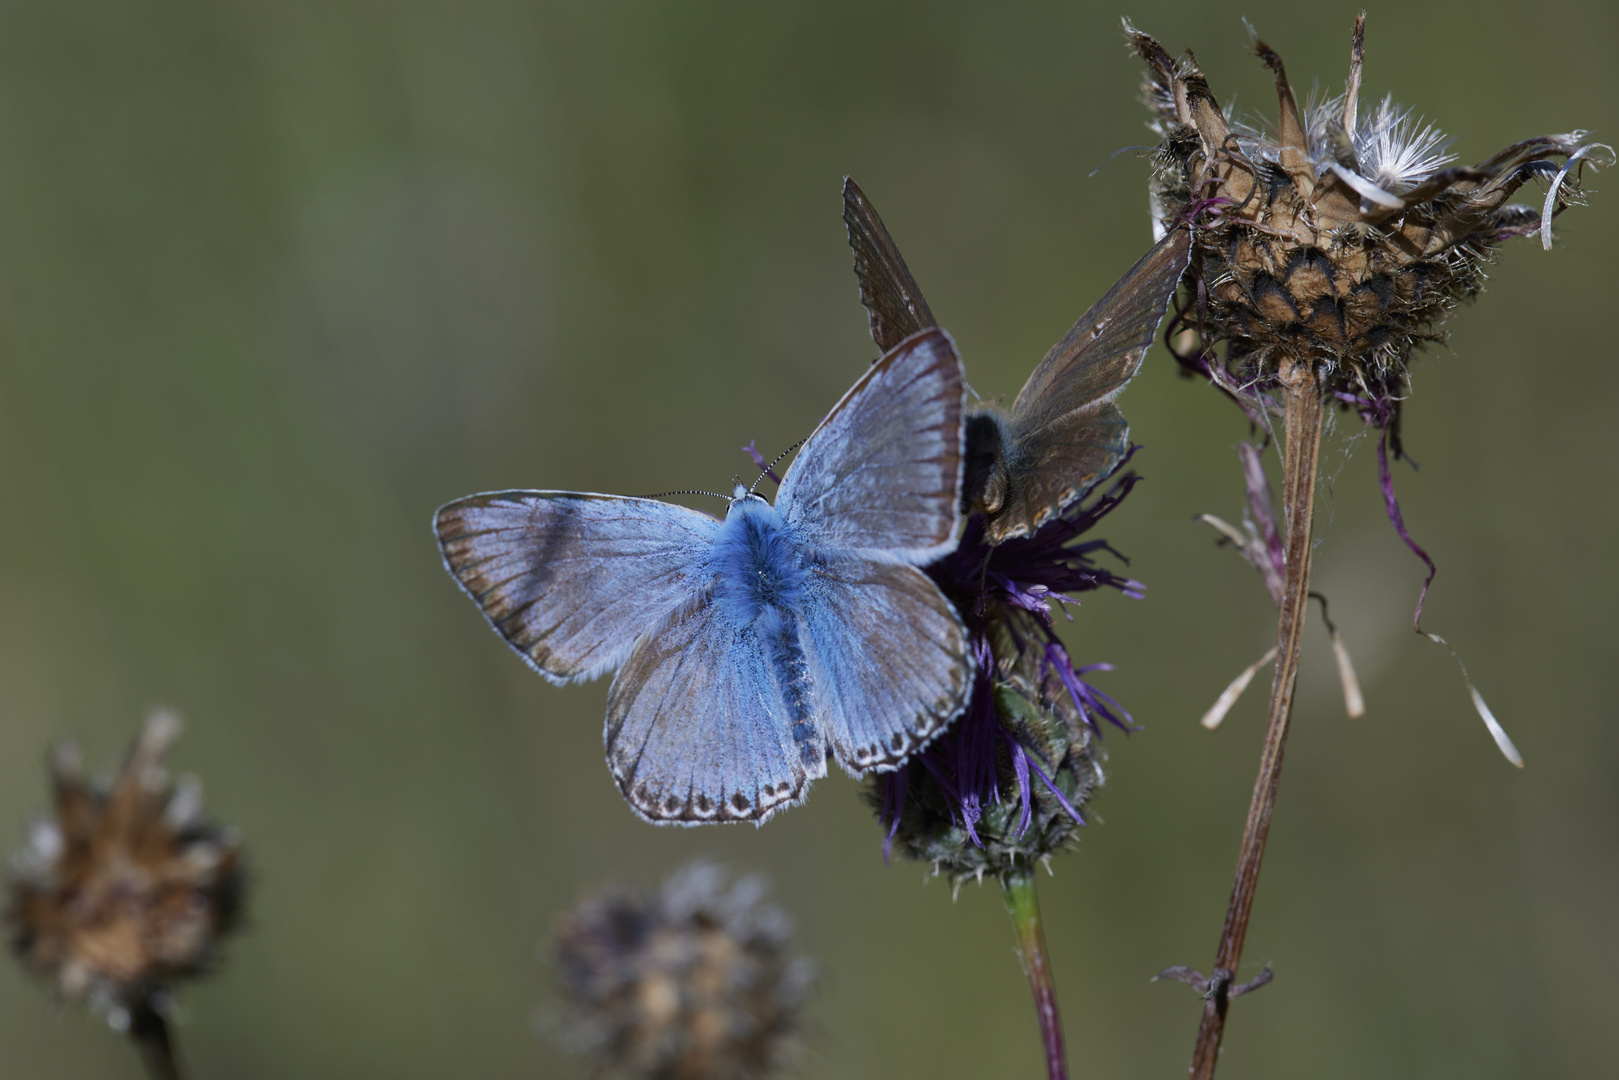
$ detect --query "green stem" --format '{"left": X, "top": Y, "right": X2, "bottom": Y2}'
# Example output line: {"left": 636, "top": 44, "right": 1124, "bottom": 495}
{"left": 1003, "top": 867, "right": 1068, "bottom": 1080}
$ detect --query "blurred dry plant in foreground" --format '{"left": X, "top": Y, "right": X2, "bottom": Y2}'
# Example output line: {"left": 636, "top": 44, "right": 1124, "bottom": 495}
{"left": 4, "top": 711, "right": 244, "bottom": 1079}
{"left": 548, "top": 861, "right": 814, "bottom": 1080}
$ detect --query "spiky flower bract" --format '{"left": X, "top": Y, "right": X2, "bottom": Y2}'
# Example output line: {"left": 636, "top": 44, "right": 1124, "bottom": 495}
{"left": 871, "top": 465, "right": 1142, "bottom": 888}
{"left": 4, "top": 711, "right": 244, "bottom": 1032}
{"left": 1133, "top": 16, "right": 1610, "bottom": 427}
{"left": 549, "top": 861, "right": 814, "bottom": 1080}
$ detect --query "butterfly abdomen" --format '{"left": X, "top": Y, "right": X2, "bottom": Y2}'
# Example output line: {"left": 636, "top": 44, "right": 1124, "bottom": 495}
{"left": 759, "top": 608, "right": 822, "bottom": 770}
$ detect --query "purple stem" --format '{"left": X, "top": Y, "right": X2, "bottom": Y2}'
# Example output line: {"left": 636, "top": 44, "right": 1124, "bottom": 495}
{"left": 880, "top": 768, "right": 907, "bottom": 863}
{"left": 1020, "top": 747, "right": 1086, "bottom": 826}
{"left": 1376, "top": 431, "right": 1437, "bottom": 630}
{"left": 741, "top": 440, "right": 781, "bottom": 485}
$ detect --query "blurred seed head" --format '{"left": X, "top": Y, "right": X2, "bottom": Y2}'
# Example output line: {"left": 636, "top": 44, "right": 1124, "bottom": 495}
{"left": 3, "top": 710, "right": 244, "bottom": 1030}
{"left": 549, "top": 862, "right": 814, "bottom": 1080}
{"left": 1130, "top": 16, "right": 1611, "bottom": 410}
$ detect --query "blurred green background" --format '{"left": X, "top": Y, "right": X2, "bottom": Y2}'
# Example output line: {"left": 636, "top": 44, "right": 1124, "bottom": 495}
{"left": 1, "top": 1, "right": 1615, "bottom": 1077}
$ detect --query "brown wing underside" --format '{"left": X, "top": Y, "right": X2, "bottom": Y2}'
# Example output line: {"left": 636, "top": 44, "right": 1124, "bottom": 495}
{"left": 982, "top": 402, "right": 1127, "bottom": 543}
{"left": 843, "top": 176, "right": 937, "bottom": 352}
{"left": 984, "top": 228, "right": 1193, "bottom": 542}
{"left": 840, "top": 177, "right": 1191, "bottom": 545}
{"left": 1011, "top": 228, "right": 1192, "bottom": 431}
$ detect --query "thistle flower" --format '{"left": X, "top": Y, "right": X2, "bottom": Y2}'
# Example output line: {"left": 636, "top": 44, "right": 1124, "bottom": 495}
{"left": 5, "top": 711, "right": 244, "bottom": 1077}
{"left": 1129, "top": 15, "right": 1592, "bottom": 758}
{"left": 833, "top": 168, "right": 1164, "bottom": 1079}
{"left": 550, "top": 861, "right": 814, "bottom": 1080}
{"left": 1123, "top": 21, "right": 1579, "bottom": 1075}
{"left": 1135, "top": 16, "right": 1610, "bottom": 418}
{"left": 871, "top": 464, "right": 1142, "bottom": 888}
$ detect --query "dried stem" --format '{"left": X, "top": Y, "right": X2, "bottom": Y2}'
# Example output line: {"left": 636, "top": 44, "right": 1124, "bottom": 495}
{"left": 128, "top": 999, "right": 186, "bottom": 1080}
{"left": 1002, "top": 866, "right": 1068, "bottom": 1080}
{"left": 1188, "top": 359, "right": 1324, "bottom": 1078}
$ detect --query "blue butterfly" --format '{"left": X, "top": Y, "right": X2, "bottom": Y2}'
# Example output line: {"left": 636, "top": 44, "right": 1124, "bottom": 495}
{"left": 435, "top": 327, "right": 973, "bottom": 825}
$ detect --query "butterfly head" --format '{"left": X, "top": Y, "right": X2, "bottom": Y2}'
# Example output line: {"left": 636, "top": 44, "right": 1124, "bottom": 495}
{"left": 727, "top": 484, "right": 770, "bottom": 514}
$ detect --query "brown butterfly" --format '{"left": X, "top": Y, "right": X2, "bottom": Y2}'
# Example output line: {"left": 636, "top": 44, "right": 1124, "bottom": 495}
{"left": 843, "top": 177, "right": 1191, "bottom": 543}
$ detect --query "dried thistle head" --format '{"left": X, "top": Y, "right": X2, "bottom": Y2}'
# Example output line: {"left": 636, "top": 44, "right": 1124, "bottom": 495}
{"left": 4, "top": 711, "right": 244, "bottom": 1029}
{"left": 1130, "top": 16, "right": 1611, "bottom": 410}
{"left": 550, "top": 862, "right": 814, "bottom": 1080}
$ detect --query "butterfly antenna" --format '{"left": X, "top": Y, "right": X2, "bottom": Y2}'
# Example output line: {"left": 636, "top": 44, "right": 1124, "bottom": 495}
{"left": 645, "top": 489, "right": 730, "bottom": 502}
{"left": 749, "top": 438, "right": 808, "bottom": 494}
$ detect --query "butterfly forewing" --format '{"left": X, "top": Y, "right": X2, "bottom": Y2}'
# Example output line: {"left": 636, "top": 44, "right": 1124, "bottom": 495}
{"left": 984, "top": 228, "right": 1193, "bottom": 542}
{"left": 800, "top": 558, "right": 971, "bottom": 774}
{"left": 778, "top": 327, "right": 966, "bottom": 562}
{"left": 1010, "top": 228, "right": 1192, "bottom": 432}
{"left": 843, "top": 176, "right": 937, "bottom": 352}
{"left": 434, "top": 493, "right": 720, "bottom": 684}
{"left": 606, "top": 594, "right": 808, "bottom": 825}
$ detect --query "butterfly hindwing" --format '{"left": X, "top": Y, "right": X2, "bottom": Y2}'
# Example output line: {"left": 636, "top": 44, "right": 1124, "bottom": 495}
{"left": 843, "top": 176, "right": 937, "bottom": 352}
{"left": 800, "top": 557, "right": 971, "bottom": 774}
{"left": 986, "top": 402, "right": 1128, "bottom": 543}
{"left": 778, "top": 327, "right": 966, "bottom": 562}
{"left": 605, "top": 594, "right": 810, "bottom": 825}
{"left": 434, "top": 492, "right": 720, "bottom": 684}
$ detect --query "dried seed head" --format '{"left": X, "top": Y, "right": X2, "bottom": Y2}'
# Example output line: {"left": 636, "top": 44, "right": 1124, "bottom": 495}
{"left": 550, "top": 862, "right": 814, "bottom": 1080}
{"left": 1130, "top": 16, "right": 1611, "bottom": 406}
{"left": 3, "top": 711, "right": 244, "bottom": 1028}
{"left": 1131, "top": 19, "right": 1584, "bottom": 764}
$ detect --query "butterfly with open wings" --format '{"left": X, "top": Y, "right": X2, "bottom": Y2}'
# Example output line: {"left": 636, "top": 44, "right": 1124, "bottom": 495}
{"left": 435, "top": 328, "right": 973, "bottom": 825}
